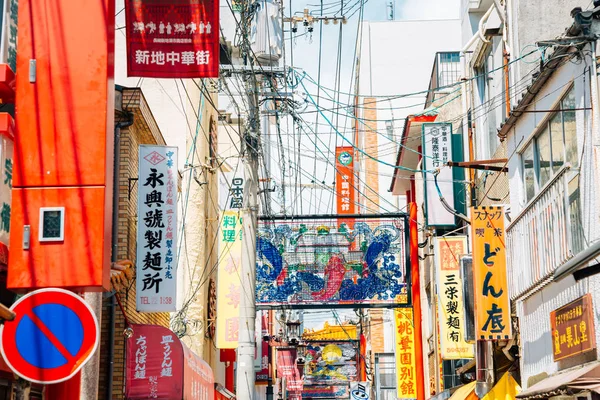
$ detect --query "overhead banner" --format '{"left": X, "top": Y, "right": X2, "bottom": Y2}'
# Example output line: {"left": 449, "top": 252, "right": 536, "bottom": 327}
{"left": 422, "top": 123, "right": 455, "bottom": 226}
{"left": 125, "top": 0, "right": 219, "bottom": 78}
{"left": 395, "top": 309, "right": 417, "bottom": 400}
{"left": 216, "top": 210, "right": 243, "bottom": 349}
{"left": 125, "top": 324, "right": 214, "bottom": 399}
{"left": 136, "top": 146, "right": 178, "bottom": 312}
{"left": 472, "top": 206, "right": 511, "bottom": 340}
{"left": 434, "top": 236, "right": 474, "bottom": 359}
{"left": 336, "top": 147, "right": 356, "bottom": 226}
{"left": 550, "top": 294, "right": 596, "bottom": 361}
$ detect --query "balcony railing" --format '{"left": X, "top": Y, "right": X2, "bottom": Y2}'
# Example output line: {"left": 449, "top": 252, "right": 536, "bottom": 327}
{"left": 425, "top": 52, "right": 461, "bottom": 108}
{"left": 506, "top": 166, "right": 585, "bottom": 299}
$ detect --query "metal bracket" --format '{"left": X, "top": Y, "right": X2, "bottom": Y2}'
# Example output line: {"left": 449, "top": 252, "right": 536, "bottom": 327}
{"left": 128, "top": 178, "right": 138, "bottom": 200}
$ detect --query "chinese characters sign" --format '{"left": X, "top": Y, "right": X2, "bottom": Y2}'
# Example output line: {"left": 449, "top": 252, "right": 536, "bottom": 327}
{"left": 216, "top": 210, "right": 243, "bottom": 348}
{"left": 395, "top": 309, "right": 417, "bottom": 399}
{"left": 126, "top": 324, "right": 214, "bottom": 400}
{"left": 256, "top": 311, "right": 270, "bottom": 382}
{"left": 336, "top": 147, "right": 356, "bottom": 225}
{"left": 472, "top": 206, "right": 511, "bottom": 340}
{"left": 550, "top": 294, "right": 596, "bottom": 361}
{"left": 125, "top": 0, "right": 219, "bottom": 78}
{"left": 0, "top": 130, "right": 13, "bottom": 247}
{"left": 277, "top": 348, "right": 303, "bottom": 394}
{"left": 136, "top": 146, "right": 178, "bottom": 312}
{"left": 434, "top": 236, "right": 474, "bottom": 359}
{"left": 422, "top": 123, "right": 455, "bottom": 226}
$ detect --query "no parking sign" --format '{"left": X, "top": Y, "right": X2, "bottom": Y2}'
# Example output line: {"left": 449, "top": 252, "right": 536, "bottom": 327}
{"left": 0, "top": 288, "right": 99, "bottom": 384}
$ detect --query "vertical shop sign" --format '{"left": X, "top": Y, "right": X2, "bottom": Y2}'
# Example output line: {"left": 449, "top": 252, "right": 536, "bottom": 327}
{"left": 0, "top": 131, "right": 13, "bottom": 247}
{"left": 125, "top": 0, "right": 219, "bottom": 78}
{"left": 550, "top": 294, "right": 596, "bottom": 361}
{"left": 256, "top": 311, "right": 270, "bottom": 382}
{"left": 472, "top": 206, "right": 511, "bottom": 340}
{"left": 395, "top": 309, "right": 417, "bottom": 399}
{"left": 422, "top": 123, "right": 454, "bottom": 226}
{"left": 216, "top": 210, "right": 243, "bottom": 349}
{"left": 0, "top": 0, "right": 18, "bottom": 71}
{"left": 434, "top": 236, "right": 474, "bottom": 359}
{"left": 336, "top": 147, "right": 356, "bottom": 227}
{"left": 136, "top": 146, "right": 178, "bottom": 312}
{"left": 277, "top": 348, "right": 303, "bottom": 394}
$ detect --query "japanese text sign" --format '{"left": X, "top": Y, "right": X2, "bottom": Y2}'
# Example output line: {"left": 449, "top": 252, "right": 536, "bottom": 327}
{"left": 0, "top": 129, "right": 13, "bottom": 247}
{"left": 395, "top": 309, "right": 417, "bottom": 399}
{"left": 218, "top": 169, "right": 244, "bottom": 210}
{"left": 471, "top": 206, "right": 511, "bottom": 340}
{"left": 125, "top": 324, "right": 214, "bottom": 400}
{"left": 256, "top": 311, "right": 270, "bottom": 382}
{"left": 136, "top": 146, "right": 178, "bottom": 312}
{"left": 277, "top": 348, "right": 303, "bottom": 394}
{"left": 336, "top": 147, "right": 356, "bottom": 227}
{"left": 434, "top": 236, "right": 474, "bottom": 359}
{"left": 216, "top": 210, "right": 243, "bottom": 349}
{"left": 422, "top": 124, "right": 455, "bottom": 226}
{"left": 550, "top": 294, "right": 596, "bottom": 361}
{"left": 125, "top": 0, "right": 219, "bottom": 78}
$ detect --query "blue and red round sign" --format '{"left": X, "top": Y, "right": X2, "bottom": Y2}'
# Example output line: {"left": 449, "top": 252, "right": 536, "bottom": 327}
{"left": 0, "top": 288, "right": 99, "bottom": 384}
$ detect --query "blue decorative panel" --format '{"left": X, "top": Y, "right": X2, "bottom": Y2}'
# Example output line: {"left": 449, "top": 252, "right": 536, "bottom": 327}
{"left": 256, "top": 217, "right": 409, "bottom": 308}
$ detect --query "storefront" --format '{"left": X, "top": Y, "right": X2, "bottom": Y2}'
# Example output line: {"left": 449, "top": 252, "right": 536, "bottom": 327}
{"left": 124, "top": 324, "right": 217, "bottom": 400}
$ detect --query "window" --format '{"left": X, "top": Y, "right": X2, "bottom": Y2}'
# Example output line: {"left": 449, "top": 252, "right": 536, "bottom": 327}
{"left": 521, "top": 86, "right": 578, "bottom": 202}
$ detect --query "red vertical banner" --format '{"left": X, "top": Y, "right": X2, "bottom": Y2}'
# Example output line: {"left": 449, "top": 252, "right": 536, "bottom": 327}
{"left": 409, "top": 203, "right": 425, "bottom": 400}
{"left": 125, "top": 0, "right": 219, "bottom": 78}
{"left": 335, "top": 147, "right": 356, "bottom": 227}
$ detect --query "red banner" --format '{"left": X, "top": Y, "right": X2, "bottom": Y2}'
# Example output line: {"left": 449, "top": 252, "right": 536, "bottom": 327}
{"left": 276, "top": 348, "right": 303, "bottom": 394}
{"left": 125, "top": 324, "right": 214, "bottom": 400}
{"left": 335, "top": 147, "right": 356, "bottom": 227}
{"left": 125, "top": 0, "right": 219, "bottom": 78}
{"left": 256, "top": 311, "right": 270, "bottom": 383}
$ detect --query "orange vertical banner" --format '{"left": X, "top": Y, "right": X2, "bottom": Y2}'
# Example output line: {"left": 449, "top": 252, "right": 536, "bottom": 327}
{"left": 471, "top": 206, "right": 511, "bottom": 340}
{"left": 336, "top": 147, "right": 356, "bottom": 228}
{"left": 409, "top": 203, "right": 425, "bottom": 400}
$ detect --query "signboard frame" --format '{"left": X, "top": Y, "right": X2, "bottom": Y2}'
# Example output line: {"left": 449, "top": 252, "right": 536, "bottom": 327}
{"left": 550, "top": 293, "right": 596, "bottom": 362}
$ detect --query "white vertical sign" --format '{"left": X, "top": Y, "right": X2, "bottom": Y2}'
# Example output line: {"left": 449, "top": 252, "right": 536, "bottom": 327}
{"left": 0, "top": 132, "right": 13, "bottom": 247}
{"left": 422, "top": 123, "right": 455, "bottom": 226}
{"left": 137, "top": 145, "right": 178, "bottom": 312}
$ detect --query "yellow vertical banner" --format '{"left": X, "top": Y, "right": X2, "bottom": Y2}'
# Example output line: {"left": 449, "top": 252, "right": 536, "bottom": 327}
{"left": 434, "top": 236, "right": 474, "bottom": 359}
{"left": 216, "top": 210, "right": 243, "bottom": 348}
{"left": 471, "top": 206, "right": 512, "bottom": 340}
{"left": 395, "top": 309, "right": 417, "bottom": 399}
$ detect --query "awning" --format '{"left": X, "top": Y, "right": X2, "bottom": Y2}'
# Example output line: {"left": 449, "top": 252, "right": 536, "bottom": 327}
{"left": 517, "top": 362, "right": 600, "bottom": 399}
{"left": 125, "top": 324, "right": 215, "bottom": 400}
{"left": 389, "top": 112, "right": 438, "bottom": 195}
{"left": 482, "top": 373, "right": 521, "bottom": 400}
{"left": 448, "top": 381, "right": 478, "bottom": 400}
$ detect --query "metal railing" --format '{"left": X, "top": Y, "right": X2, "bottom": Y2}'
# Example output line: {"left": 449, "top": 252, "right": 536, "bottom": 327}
{"left": 506, "top": 166, "right": 584, "bottom": 299}
{"left": 425, "top": 52, "right": 461, "bottom": 108}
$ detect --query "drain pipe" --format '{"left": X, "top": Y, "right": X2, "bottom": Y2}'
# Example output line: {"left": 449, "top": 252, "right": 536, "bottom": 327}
{"left": 106, "top": 99, "right": 134, "bottom": 400}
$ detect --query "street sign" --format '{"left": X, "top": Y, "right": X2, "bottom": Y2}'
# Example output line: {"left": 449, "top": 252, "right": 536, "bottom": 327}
{"left": 0, "top": 288, "right": 99, "bottom": 384}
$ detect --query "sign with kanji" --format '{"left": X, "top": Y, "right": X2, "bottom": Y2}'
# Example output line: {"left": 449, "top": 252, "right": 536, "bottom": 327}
{"left": 216, "top": 210, "right": 243, "bottom": 349}
{"left": 136, "top": 146, "right": 178, "bottom": 312}
{"left": 550, "top": 294, "right": 596, "bottom": 361}
{"left": 336, "top": 147, "right": 356, "bottom": 227}
{"left": 125, "top": 0, "right": 219, "bottom": 78}
{"left": 422, "top": 123, "right": 455, "bottom": 226}
{"left": 395, "top": 309, "right": 417, "bottom": 399}
{"left": 434, "top": 236, "right": 474, "bottom": 359}
{"left": 0, "top": 128, "right": 13, "bottom": 247}
{"left": 471, "top": 206, "right": 511, "bottom": 340}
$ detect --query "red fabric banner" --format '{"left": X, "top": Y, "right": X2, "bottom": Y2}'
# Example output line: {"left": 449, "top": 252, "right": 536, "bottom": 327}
{"left": 125, "top": 0, "right": 219, "bottom": 78}
{"left": 335, "top": 146, "right": 356, "bottom": 228}
{"left": 276, "top": 348, "right": 303, "bottom": 394}
{"left": 125, "top": 324, "right": 214, "bottom": 400}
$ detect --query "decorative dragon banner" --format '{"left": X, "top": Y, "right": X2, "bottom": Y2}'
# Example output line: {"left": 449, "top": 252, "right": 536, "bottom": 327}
{"left": 256, "top": 217, "right": 409, "bottom": 308}
{"left": 302, "top": 341, "right": 359, "bottom": 385}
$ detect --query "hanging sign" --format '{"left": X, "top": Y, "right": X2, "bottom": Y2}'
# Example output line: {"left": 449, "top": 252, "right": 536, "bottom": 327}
{"left": 136, "top": 146, "right": 178, "bottom": 312}
{"left": 256, "top": 311, "right": 270, "bottom": 382}
{"left": 335, "top": 147, "right": 356, "bottom": 227}
{"left": 434, "top": 236, "right": 474, "bottom": 359}
{"left": 125, "top": 0, "right": 219, "bottom": 78}
{"left": 351, "top": 382, "right": 371, "bottom": 400}
{"left": 422, "top": 123, "right": 455, "bottom": 226}
{"left": 125, "top": 324, "right": 215, "bottom": 399}
{"left": 472, "top": 206, "right": 511, "bottom": 340}
{"left": 277, "top": 348, "right": 303, "bottom": 394}
{"left": 216, "top": 210, "right": 243, "bottom": 349}
{"left": 395, "top": 309, "right": 417, "bottom": 399}
{"left": 0, "top": 117, "right": 13, "bottom": 247}
{"left": 550, "top": 294, "right": 596, "bottom": 361}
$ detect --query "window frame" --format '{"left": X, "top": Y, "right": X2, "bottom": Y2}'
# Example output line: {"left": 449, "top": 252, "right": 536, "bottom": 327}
{"left": 519, "top": 83, "right": 577, "bottom": 205}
